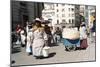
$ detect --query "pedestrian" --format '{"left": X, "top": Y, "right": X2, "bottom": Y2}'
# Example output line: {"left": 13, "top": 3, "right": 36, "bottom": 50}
{"left": 91, "top": 17, "right": 96, "bottom": 43}
{"left": 16, "top": 24, "right": 21, "bottom": 33}
{"left": 20, "top": 27, "right": 26, "bottom": 47}
{"left": 31, "top": 18, "right": 48, "bottom": 59}
{"left": 50, "top": 27, "right": 54, "bottom": 44}
{"left": 55, "top": 27, "right": 62, "bottom": 44}
{"left": 26, "top": 21, "right": 29, "bottom": 34}
{"left": 80, "top": 22, "right": 88, "bottom": 49}
{"left": 75, "top": 14, "right": 85, "bottom": 31}
{"left": 44, "top": 24, "right": 52, "bottom": 46}
{"left": 26, "top": 25, "right": 33, "bottom": 55}
{"left": 15, "top": 24, "right": 22, "bottom": 46}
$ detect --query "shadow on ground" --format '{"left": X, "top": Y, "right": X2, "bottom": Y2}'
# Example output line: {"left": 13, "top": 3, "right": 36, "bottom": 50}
{"left": 49, "top": 43, "right": 59, "bottom": 47}
{"left": 39, "top": 52, "right": 56, "bottom": 59}
{"left": 11, "top": 47, "right": 21, "bottom": 54}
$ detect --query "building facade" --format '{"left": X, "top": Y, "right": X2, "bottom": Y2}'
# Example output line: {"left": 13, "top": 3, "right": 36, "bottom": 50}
{"left": 42, "top": 3, "right": 75, "bottom": 27}
{"left": 42, "top": 3, "right": 96, "bottom": 29}
{"left": 11, "top": 1, "right": 44, "bottom": 29}
{"left": 79, "top": 5, "right": 96, "bottom": 27}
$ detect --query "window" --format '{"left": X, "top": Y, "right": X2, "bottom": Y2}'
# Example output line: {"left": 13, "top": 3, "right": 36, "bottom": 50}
{"left": 71, "top": 8, "right": 74, "bottom": 11}
{"left": 69, "top": 19, "right": 71, "bottom": 23}
{"left": 62, "top": 9, "right": 65, "bottom": 12}
{"left": 62, "top": 14, "right": 65, "bottom": 17}
{"left": 57, "top": 9, "right": 59, "bottom": 12}
{"left": 72, "top": 19, "right": 74, "bottom": 23}
{"left": 57, "top": 20, "right": 59, "bottom": 24}
{"left": 56, "top": 4, "right": 58, "bottom": 7}
{"left": 62, "top": 19, "right": 66, "bottom": 23}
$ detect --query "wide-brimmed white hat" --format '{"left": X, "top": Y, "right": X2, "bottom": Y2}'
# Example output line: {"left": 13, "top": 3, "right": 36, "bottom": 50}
{"left": 33, "top": 18, "right": 42, "bottom": 23}
{"left": 35, "top": 18, "right": 41, "bottom": 21}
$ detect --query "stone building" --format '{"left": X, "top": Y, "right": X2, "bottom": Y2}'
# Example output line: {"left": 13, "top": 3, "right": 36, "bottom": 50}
{"left": 42, "top": 3, "right": 75, "bottom": 27}
{"left": 11, "top": 0, "right": 44, "bottom": 29}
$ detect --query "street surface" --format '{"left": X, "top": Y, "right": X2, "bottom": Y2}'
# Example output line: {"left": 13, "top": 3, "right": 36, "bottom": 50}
{"left": 11, "top": 37, "right": 95, "bottom": 66}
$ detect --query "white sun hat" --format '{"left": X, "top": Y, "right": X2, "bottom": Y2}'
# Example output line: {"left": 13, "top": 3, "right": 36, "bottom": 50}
{"left": 35, "top": 18, "right": 41, "bottom": 21}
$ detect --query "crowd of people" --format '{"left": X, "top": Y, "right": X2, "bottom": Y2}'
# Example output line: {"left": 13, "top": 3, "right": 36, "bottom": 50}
{"left": 12, "top": 18, "right": 63, "bottom": 59}
{"left": 11, "top": 16, "right": 96, "bottom": 59}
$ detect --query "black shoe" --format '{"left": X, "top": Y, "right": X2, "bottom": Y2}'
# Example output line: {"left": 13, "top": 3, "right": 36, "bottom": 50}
{"left": 21, "top": 44, "right": 25, "bottom": 47}
{"left": 35, "top": 56, "right": 43, "bottom": 59}
{"left": 35, "top": 56, "right": 40, "bottom": 59}
{"left": 28, "top": 52, "right": 32, "bottom": 56}
{"left": 11, "top": 60, "right": 15, "bottom": 64}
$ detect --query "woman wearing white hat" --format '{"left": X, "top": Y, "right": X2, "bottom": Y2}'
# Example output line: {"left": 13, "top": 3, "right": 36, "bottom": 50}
{"left": 31, "top": 19, "right": 49, "bottom": 59}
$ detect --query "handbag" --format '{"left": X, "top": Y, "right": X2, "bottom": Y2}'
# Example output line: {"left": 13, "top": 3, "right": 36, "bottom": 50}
{"left": 80, "top": 39, "right": 88, "bottom": 49}
{"left": 42, "top": 46, "right": 50, "bottom": 57}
